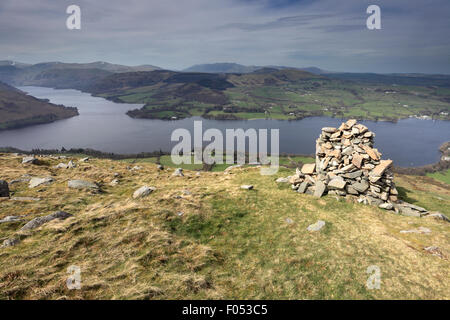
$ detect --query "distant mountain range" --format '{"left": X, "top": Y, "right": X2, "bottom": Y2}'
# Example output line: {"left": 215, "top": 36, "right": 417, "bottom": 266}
{"left": 0, "top": 61, "right": 162, "bottom": 90}
{"left": 182, "top": 62, "right": 328, "bottom": 75}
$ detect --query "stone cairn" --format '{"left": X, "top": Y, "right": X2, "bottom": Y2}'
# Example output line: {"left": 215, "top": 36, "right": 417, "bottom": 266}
{"left": 288, "top": 119, "right": 431, "bottom": 216}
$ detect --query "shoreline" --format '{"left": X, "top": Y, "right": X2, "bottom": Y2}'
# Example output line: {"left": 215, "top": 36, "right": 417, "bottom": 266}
{"left": 1, "top": 142, "right": 448, "bottom": 173}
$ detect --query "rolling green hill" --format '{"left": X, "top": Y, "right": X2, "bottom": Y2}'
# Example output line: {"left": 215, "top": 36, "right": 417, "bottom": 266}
{"left": 86, "top": 68, "right": 450, "bottom": 121}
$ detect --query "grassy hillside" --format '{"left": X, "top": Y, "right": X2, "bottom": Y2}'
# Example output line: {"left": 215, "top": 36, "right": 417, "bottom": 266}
{"left": 0, "top": 82, "right": 79, "bottom": 130}
{"left": 0, "top": 153, "right": 448, "bottom": 299}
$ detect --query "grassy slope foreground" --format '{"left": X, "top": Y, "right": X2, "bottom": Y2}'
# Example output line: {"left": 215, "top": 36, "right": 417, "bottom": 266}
{"left": 0, "top": 153, "right": 449, "bottom": 300}
{"left": 0, "top": 82, "right": 78, "bottom": 130}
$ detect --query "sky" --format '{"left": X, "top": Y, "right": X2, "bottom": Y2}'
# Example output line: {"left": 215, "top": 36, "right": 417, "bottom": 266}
{"left": 0, "top": 0, "right": 449, "bottom": 73}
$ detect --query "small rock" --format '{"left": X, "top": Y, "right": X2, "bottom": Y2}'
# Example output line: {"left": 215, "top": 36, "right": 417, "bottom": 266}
{"left": 80, "top": 157, "right": 89, "bottom": 162}
{"left": 314, "top": 180, "right": 327, "bottom": 198}
{"left": 301, "top": 163, "right": 316, "bottom": 174}
{"left": 322, "top": 127, "right": 337, "bottom": 133}
{"left": 177, "top": 212, "right": 184, "bottom": 217}
{"left": 0, "top": 216, "right": 22, "bottom": 223}
{"left": 0, "top": 180, "right": 10, "bottom": 197}
{"left": 20, "top": 211, "right": 73, "bottom": 231}
{"left": 400, "top": 227, "right": 431, "bottom": 234}
{"left": 172, "top": 168, "right": 184, "bottom": 177}
{"left": 67, "top": 160, "right": 76, "bottom": 168}
{"left": 131, "top": 165, "right": 142, "bottom": 171}
{"left": 10, "top": 197, "right": 41, "bottom": 202}
{"left": 307, "top": 220, "right": 326, "bottom": 232}
{"left": 285, "top": 218, "right": 294, "bottom": 224}
{"left": 133, "top": 186, "right": 156, "bottom": 199}
{"left": 55, "top": 163, "right": 68, "bottom": 169}
{"left": 2, "top": 238, "right": 20, "bottom": 247}
{"left": 22, "top": 156, "right": 38, "bottom": 164}
{"left": 9, "top": 177, "right": 31, "bottom": 185}
{"left": 157, "top": 164, "right": 164, "bottom": 170}
{"left": 68, "top": 180, "right": 99, "bottom": 190}
{"left": 327, "top": 178, "right": 346, "bottom": 190}
{"left": 297, "top": 181, "right": 310, "bottom": 194}
{"left": 379, "top": 202, "right": 394, "bottom": 210}
{"left": 240, "top": 185, "right": 254, "bottom": 190}
{"left": 394, "top": 203, "right": 428, "bottom": 217}
{"left": 110, "top": 179, "right": 119, "bottom": 186}
{"left": 276, "top": 177, "right": 289, "bottom": 183}
{"left": 424, "top": 246, "right": 444, "bottom": 258}
{"left": 224, "top": 164, "right": 242, "bottom": 173}
{"left": 29, "top": 177, "right": 54, "bottom": 189}
{"left": 351, "top": 180, "right": 369, "bottom": 193}
{"left": 425, "top": 212, "right": 449, "bottom": 222}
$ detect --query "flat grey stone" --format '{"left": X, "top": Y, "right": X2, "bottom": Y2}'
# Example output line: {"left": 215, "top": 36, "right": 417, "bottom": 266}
{"left": 68, "top": 180, "right": 99, "bottom": 190}
{"left": 133, "top": 186, "right": 156, "bottom": 199}
{"left": 22, "top": 156, "right": 38, "bottom": 164}
{"left": 327, "top": 178, "right": 346, "bottom": 190}
{"left": 425, "top": 212, "right": 449, "bottom": 222}
{"left": 29, "top": 177, "right": 54, "bottom": 188}
{"left": 10, "top": 197, "right": 41, "bottom": 201}
{"left": 351, "top": 180, "right": 369, "bottom": 193}
{"left": 314, "top": 180, "right": 327, "bottom": 197}
{"left": 20, "top": 211, "right": 73, "bottom": 231}
{"left": 342, "top": 170, "right": 362, "bottom": 179}
{"left": 400, "top": 227, "right": 431, "bottom": 234}
{"left": 0, "top": 216, "right": 22, "bottom": 223}
{"left": 307, "top": 220, "right": 326, "bottom": 232}
{"left": 379, "top": 202, "right": 394, "bottom": 210}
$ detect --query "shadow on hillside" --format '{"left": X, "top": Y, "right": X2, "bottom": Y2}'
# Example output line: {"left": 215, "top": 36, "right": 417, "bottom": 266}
{"left": 396, "top": 186, "right": 418, "bottom": 204}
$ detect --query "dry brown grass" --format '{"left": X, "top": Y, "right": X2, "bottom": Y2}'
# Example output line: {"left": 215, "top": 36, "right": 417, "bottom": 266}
{"left": 0, "top": 153, "right": 449, "bottom": 299}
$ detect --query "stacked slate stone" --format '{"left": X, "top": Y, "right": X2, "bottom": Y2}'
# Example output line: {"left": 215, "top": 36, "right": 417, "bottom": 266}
{"left": 290, "top": 119, "right": 400, "bottom": 211}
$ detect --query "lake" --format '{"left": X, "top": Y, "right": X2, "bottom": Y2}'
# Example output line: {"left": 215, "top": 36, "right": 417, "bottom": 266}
{"left": 0, "top": 86, "right": 449, "bottom": 167}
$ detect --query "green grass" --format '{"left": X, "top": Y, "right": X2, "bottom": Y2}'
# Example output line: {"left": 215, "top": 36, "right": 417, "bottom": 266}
{"left": 427, "top": 169, "right": 450, "bottom": 185}
{"left": 99, "top": 77, "right": 450, "bottom": 121}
